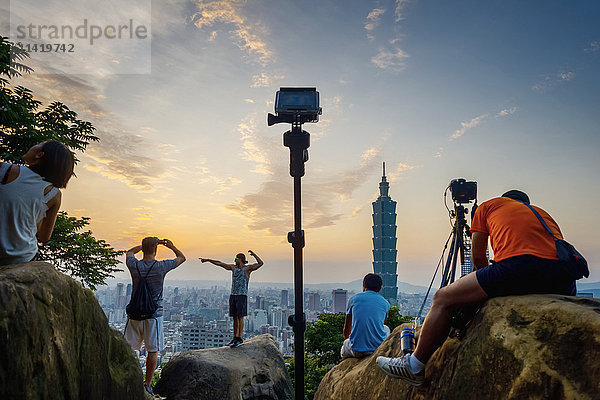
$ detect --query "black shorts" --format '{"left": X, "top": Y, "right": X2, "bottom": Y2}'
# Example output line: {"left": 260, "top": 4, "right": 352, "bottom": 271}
{"left": 475, "top": 254, "right": 576, "bottom": 298}
{"left": 229, "top": 295, "right": 248, "bottom": 317}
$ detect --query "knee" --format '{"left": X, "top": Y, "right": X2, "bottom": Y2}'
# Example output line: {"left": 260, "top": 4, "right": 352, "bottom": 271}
{"left": 432, "top": 287, "right": 452, "bottom": 309}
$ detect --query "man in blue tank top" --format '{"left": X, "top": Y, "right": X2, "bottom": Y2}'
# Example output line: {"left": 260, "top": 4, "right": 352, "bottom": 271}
{"left": 341, "top": 273, "right": 391, "bottom": 359}
{"left": 201, "top": 250, "right": 264, "bottom": 347}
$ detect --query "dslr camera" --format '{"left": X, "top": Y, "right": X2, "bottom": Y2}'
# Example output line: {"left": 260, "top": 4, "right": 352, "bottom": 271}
{"left": 449, "top": 178, "right": 477, "bottom": 203}
{"left": 268, "top": 87, "right": 322, "bottom": 125}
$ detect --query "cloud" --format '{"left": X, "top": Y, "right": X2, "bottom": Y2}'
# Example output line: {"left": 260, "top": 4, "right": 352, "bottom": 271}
{"left": 191, "top": 0, "right": 273, "bottom": 65}
{"left": 450, "top": 106, "right": 517, "bottom": 141}
{"left": 12, "top": 70, "right": 182, "bottom": 191}
{"left": 237, "top": 115, "right": 279, "bottom": 175}
{"left": 250, "top": 72, "right": 285, "bottom": 88}
{"left": 388, "top": 162, "right": 417, "bottom": 181}
{"left": 371, "top": 48, "right": 409, "bottom": 72}
{"left": 435, "top": 147, "right": 444, "bottom": 158}
{"left": 532, "top": 70, "right": 576, "bottom": 92}
{"left": 450, "top": 114, "right": 489, "bottom": 140}
{"left": 84, "top": 130, "right": 169, "bottom": 191}
{"left": 186, "top": 159, "right": 243, "bottom": 194}
{"left": 226, "top": 148, "right": 382, "bottom": 235}
{"left": 395, "top": 0, "right": 411, "bottom": 22}
{"left": 584, "top": 41, "right": 599, "bottom": 53}
{"left": 496, "top": 107, "right": 517, "bottom": 117}
{"left": 365, "top": 8, "right": 386, "bottom": 38}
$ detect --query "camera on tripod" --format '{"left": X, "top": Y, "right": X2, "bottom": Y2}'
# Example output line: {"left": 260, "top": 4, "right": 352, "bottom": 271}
{"left": 449, "top": 178, "right": 477, "bottom": 203}
{"left": 267, "top": 87, "right": 322, "bottom": 126}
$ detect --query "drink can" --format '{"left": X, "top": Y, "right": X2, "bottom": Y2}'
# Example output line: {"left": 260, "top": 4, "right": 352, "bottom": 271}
{"left": 400, "top": 328, "right": 415, "bottom": 355}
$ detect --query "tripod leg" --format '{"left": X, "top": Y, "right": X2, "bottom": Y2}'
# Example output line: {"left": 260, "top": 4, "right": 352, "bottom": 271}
{"left": 441, "top": 224, "right": 457, "bottom": 287}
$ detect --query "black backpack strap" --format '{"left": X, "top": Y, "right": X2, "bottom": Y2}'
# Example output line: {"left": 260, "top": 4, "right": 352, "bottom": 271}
{"left": 516, "top": 200, "right": 559, "bottom": 240}
{"left": 144, "top": 260, "right": 158, "bottom": 279}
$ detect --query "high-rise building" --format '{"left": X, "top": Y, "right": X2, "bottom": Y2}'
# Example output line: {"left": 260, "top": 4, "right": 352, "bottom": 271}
{"left": 332, "top": 289, "right": 348, "bottom": 313}
{"left": 372, "top": 162, "right": 398, "bottom": 306}
{"left": 280, "top": 289, "right": 289, "bottom": 308}
{"left": 461, "top": 236, "right": 473, "bottom": 277}
{"left": 116, "top": 283, "right": 126, "bottom": 309}
{"left": 255, "top": 295, "right": 264, "bottom": 310}
{"left": 308, "top": 292, "right": 320, "bottom": 311}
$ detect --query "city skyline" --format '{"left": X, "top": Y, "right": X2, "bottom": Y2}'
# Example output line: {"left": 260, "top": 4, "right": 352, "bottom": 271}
{"left": 2, "top": 1, "right": 599, "bottom": 287}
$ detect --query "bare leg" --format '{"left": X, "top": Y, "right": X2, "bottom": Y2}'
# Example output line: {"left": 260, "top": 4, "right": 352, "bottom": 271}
{"left": 233, "top": 316, "right": 239, "bottom": 338}
{"left": 234, "top": 316, "right": 245, "bottom": 338}
{"left": 414, "top": 272, "right": 488, "bottom": 363}
{"left": 145, "top": 351, "right": 158, "bottom": 386}
{"left": 239, "top": 316, "right": 244, "bottom": 337}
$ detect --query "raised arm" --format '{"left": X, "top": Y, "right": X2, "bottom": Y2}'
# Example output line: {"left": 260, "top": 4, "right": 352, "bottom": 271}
{"left": 247, "top": 250, "right": 264, "bottom": 272}
{"left": 200, "top": 257, "right": 233, "bottom": 271}
{"left": 126, "top": 244, "right": 143, "bottom": 258}
{"left": 162, "top": 239, "right": 186, "bottom": 266}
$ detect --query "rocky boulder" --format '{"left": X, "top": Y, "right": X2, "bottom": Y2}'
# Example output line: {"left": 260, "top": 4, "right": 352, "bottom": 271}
{"left": 314, "top": 295, "right": 600, "bottom": 400}
{"left": 0, "top": 262, "right": 145, "bottom": 400}
{"left": 155, "top": 334, "right": 292, "bottom": 400}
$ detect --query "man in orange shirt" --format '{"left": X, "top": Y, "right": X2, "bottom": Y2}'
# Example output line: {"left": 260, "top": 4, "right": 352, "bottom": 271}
{"left": 377, "top": 190, "right": 576, "bottom": 385}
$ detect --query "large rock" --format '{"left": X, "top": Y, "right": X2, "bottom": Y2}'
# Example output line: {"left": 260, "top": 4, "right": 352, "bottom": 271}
{"left": 155, "top": 334, "right": 292, "bottom": 400}
{"left": 0, "top": 262, "right": 145, "bottom": 400}
{"left": 314, "top": 295, "right": 600, "bottom": 400}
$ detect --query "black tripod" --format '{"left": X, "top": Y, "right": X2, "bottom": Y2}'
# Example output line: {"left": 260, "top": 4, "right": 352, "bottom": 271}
{"left": 440, "top": 203, "right": 472, "bottom": 288}
{"left": 284, "top": 122, "right": 309, "bottom": 400}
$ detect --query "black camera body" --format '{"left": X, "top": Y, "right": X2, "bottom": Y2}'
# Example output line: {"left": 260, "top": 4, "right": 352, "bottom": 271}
{"left": 450, "top": 178, "right": 477, "bottom": 203}
{"left": 268, "top": 87, "right": 322, "bottom": 125}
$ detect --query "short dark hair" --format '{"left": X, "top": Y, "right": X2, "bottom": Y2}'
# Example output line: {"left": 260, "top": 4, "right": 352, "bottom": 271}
{"left": 236, "top": 253, "right": 248, "bottom": 264}
{"left": 142, "top": 237, "right": 159, "bottom": 255}
{"left": 363, "top": 273, "right": 383, "bottom": 292}
{"left": 29, "top": 140, "right": 75, "bottom": 188}
{"left": 502, "top": 189, "right": 530, "bottom": 204}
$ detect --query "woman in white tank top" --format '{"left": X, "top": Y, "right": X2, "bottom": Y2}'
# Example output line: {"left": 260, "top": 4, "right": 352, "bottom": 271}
{"left": 0, "top": 140, "right": 74, "bottom": 265}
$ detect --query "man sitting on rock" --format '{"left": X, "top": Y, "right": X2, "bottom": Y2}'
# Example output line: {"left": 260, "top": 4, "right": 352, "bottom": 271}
{"left": 377, "top": 190, "right": 578, "bottom": 386}
{"left": 340, "top": 273, "right": 391, "bottom": 359}
{"left": 124, "top": 237, "right": 186, "bottom": 395}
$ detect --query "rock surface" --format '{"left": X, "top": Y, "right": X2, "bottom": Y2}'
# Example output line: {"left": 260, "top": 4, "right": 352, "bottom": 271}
{"left": 155, "top": 334, "right": 292, "bottom": 400}
{"left": 314, "top": 295, "right": 600, "bottom": 400}
{"left": 0, "top": 262, "right": 144, "bottom": 400}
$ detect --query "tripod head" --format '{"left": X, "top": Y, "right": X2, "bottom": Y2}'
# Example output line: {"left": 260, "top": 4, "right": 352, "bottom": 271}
{"left": 268, "top": 87, "right": 320, "bottom": 178}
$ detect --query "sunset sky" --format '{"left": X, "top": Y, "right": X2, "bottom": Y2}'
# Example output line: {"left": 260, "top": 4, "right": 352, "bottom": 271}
{"left": 3, "top": 0, "right": 600, "bottom": 286}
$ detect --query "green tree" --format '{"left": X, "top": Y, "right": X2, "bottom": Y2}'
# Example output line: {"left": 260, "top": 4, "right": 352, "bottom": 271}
{"left": 386, "top": 306, "right": 415, "bottom": 332}
{"left": 305, "top": 312, "right": 346, "bottom": 367}
{"left": 0, "top": 36, "right": 122, "bottom": 289}
{"left": 37, "top": 212, "right": 123, "bottom": 290}
{"left": 285, "top": 355, "right": 328, "bottom": 400}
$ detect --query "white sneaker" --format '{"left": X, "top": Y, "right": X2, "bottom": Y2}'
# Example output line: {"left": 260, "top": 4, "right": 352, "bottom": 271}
{"left": 376, "top": 355, "right": 425, "bottom": 386}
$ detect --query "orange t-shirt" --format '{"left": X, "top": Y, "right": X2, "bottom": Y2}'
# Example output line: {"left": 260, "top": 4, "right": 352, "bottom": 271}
{"left": 470, "top": 197, "right": 562, "bottom": 262}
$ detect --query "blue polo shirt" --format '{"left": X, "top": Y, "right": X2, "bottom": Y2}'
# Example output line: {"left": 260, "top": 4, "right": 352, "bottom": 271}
{"left": 347, "top": 290, "right": 390, "bottom": 352}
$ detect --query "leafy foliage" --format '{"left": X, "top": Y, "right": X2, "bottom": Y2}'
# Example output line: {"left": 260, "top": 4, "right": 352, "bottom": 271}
{"left": 0, "top": 36, "right": 120, "bottom": 289}
{"left": 305, "top": 312, "right": 346, "bottom": 366}
{"left": 0, "top": 36, "right": 98, "bottom": 162}
{"left": 386, "top": 306, "right": 415, "bottom": 332}
{"left": 37, "top": 212, "right": 123, "bottom": 290}
{"left": 286, "top": 355, "right": 328, "bottom": 400}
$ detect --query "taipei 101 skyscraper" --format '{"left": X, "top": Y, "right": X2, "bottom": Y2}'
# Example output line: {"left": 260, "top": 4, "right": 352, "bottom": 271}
{"left": 372, "top": 162, "right": 398, "bottom": 306}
